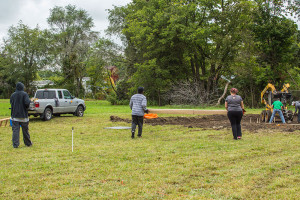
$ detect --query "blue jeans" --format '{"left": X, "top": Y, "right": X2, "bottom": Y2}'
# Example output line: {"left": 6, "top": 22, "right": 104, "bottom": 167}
{"left": 269, "top": 109, "right": 286, "bottom": 123}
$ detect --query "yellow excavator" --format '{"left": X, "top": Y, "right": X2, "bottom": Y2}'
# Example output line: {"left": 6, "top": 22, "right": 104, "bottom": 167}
{"left": 261, "top": 83, "right": 293, "bottom": 122}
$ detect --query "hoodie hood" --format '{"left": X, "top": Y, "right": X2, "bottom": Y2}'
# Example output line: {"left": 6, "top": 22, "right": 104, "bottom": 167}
{"left": 16, "top": 82, "right": 24, "bottom": 91}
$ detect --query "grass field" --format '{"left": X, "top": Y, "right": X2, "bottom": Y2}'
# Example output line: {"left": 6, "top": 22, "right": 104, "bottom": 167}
{"left": 0, "top": 100, "right": 299, "bottom": 199}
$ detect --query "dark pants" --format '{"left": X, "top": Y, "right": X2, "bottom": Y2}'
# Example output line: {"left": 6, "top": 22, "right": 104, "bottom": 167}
{"left": 12, "top": 121, "right": 32, "bottom": 148}
{"left": 227, "top": 111, "right": 243, "bottom": 139}
{"left": 131, "top": 115, "right": 144, "bottom": 136}
{"left": 298, "top": 112, "right": 300, "bottom": 123}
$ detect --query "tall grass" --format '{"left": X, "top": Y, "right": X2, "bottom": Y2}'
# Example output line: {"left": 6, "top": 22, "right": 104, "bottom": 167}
{"left": 0, "top": 100, "right": 299, "bottom": 199}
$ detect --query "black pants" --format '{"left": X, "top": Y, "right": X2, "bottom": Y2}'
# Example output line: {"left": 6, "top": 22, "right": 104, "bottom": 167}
{"left": 131, "top": 115, "right": 144, "bottom": 136}
{"left": 12, "top": 121, "right": 32, "bottom": 148}
{"left": 227, "top": 111, "right": 243, "bottom": 139}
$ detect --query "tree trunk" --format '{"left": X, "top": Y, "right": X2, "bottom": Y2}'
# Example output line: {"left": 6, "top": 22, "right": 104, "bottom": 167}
{"left": 158, "top": 89, "right": 161, "bottom": 106}
{"left": 215, "top": 81, "right": 230, "bottom": 106}
{"left": 194, "top": 54, "right": 200, "bottom": 82}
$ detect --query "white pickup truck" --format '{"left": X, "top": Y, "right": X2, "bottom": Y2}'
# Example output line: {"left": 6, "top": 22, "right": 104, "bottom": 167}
{"left": 28, "top": 89, "right": 86, "bottom": 121}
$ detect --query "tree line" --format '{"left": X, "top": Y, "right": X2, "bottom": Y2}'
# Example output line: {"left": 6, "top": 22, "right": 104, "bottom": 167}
{"left": 0, "top": 4, "right": 123, "bottom": 99}
{"left": 0, "top": 1, "right": 299, "bottom": 108}
{"left": 108, "top": 0, "right": 299, "bottom": 107}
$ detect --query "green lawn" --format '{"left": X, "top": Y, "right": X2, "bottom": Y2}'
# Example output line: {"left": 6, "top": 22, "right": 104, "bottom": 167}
{"left": 0, "top": 100, "right": 299, "bottom": 199}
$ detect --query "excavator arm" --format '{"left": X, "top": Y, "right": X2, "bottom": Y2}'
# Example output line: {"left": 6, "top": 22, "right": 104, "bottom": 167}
{"left": 260, "top": 83, "right": 293, "bottom": 122}
{"left": 261, "top": 83, "right": 276, "bottom": 105}
{"left": 281, "top": 83, "right": 290, "bottom": 93}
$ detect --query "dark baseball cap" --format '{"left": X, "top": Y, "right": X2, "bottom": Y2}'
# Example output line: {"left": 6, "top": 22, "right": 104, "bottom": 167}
{"left": 138, "top": 87, "right": 144, "bottom": 93}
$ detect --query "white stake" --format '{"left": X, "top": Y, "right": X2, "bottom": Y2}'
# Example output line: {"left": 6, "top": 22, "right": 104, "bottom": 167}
{"left": 72, "top": 127, "right": 74, "bottom": 152}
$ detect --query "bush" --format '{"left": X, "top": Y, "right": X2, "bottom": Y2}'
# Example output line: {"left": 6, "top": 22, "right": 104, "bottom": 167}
{"left": 95, "top": 92, "right": 106, "bottom": 100}
{"left": 107, "top": 92, "right": 130, "bottom": 105}
{"left": 106, "top": 92, "right": 118, "bottom": 105}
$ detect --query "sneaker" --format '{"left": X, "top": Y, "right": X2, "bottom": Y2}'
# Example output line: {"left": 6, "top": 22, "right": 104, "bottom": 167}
{"left": 237, "top": 136, "right": 241, "bottom": 139}
{"left": 131, "top": 131, "right": 135, "bottom": 139}
{"left": 138, "top": 135, "right": 142, "bottom": 138}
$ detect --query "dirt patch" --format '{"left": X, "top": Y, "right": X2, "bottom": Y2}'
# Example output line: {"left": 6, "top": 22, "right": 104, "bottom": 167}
{"left": 110, "top": 114, "right": 300, "bottom": 132}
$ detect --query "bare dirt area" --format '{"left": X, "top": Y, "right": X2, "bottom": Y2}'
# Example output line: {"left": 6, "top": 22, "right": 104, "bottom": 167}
{"left": 110, "top": 114, "right": 300, "bottom": 133}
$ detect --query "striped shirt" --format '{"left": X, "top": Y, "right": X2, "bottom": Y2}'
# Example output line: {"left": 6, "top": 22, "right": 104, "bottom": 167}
{"left": 130, "top": 94, "right": 147, "bottom": 116}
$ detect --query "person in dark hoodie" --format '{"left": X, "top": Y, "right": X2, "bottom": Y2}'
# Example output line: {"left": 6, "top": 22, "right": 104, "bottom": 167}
{"left": 10, "top": 82, "right": 32, "bottom": 148}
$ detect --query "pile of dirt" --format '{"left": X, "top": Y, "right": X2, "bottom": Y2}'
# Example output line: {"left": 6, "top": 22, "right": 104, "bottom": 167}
{"left": 110, "top": 114, "right": 300, "bottom": 132}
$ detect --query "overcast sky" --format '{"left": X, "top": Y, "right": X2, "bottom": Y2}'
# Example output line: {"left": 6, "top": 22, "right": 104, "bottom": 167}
{"left": 0, "top": 0, "right": 299, "bottom": 43}
{"left": 0, "top": 0, "right": 132, "bottom": 42}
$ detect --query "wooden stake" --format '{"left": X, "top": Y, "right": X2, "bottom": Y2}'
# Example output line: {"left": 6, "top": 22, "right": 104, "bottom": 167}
{"left": 72, "top": 127, "right": 74, "bottom": 152}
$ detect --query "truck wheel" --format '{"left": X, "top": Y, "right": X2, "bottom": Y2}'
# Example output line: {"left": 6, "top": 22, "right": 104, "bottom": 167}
{"left": 42, "top": 108, "right": 52, "bottom": 121}
{"left": 76, "top": 105, "right": 84, "bottom": 117}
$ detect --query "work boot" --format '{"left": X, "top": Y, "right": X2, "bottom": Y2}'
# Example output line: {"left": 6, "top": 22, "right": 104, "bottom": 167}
{"left": 131, "top": 131, "right": 135, "bottom": 139}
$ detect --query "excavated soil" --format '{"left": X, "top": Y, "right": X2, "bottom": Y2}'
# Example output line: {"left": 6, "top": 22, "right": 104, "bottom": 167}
{"left": 110, "top": 114, "right": 300, "bottom": 133}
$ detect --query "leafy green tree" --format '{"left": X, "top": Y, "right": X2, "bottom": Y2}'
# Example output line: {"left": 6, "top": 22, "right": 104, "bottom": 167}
{"left": 251, "top": 1, "right": 298, "bottom": 85}
{"left": 227, "top": 0, "right": 299, "bottom": 107}
{"left": 47, "top": 4, "right": 97, "bottom": 96}
{"left": 2, "top": 22, "right": 48, "bottom": 95}
{"left": 0, "top": 53, "right": 16, "bottom": 98}
{"left": 108, "top": 0, "right": 255, "bottom": 104}
{"left": 83, "top": 37, "right": 124, "bottom": 99}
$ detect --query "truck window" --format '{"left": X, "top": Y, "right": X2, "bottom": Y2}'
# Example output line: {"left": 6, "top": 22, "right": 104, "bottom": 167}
{"left": 58, "top": 91, "right": 63, "bottom": 99}
{"left": 63, "top": 90, "right": 72, "bottom": 99}
{"left": 36, "top": 91, "right": 56, "bottom": 99}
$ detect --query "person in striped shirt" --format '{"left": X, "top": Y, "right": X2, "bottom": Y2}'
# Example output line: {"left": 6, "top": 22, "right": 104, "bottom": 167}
{"left": 129, "top": 87, "right": 148, "bottom": 138}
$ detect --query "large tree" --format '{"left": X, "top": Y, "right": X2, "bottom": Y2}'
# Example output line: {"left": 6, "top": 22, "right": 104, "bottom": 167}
{"left": 224, "top": 0, "right": 299, "bottom": 107}
{"left": 85, "top": 37, "right": 123, "bottom": 98}
{"left": 108, "top": 0, "right": 255, "bottom": 105}
{"left": 108, "top": 0, "right": 299, "bottom": 106}
{"left": 251, "top": 0, "right": 298, "bottom": 85}
{"left": 47, "top": 4, "right": 97, "bottom": 96}
{"left": 2, "top": 22, "right": 48, "bottom": 95}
